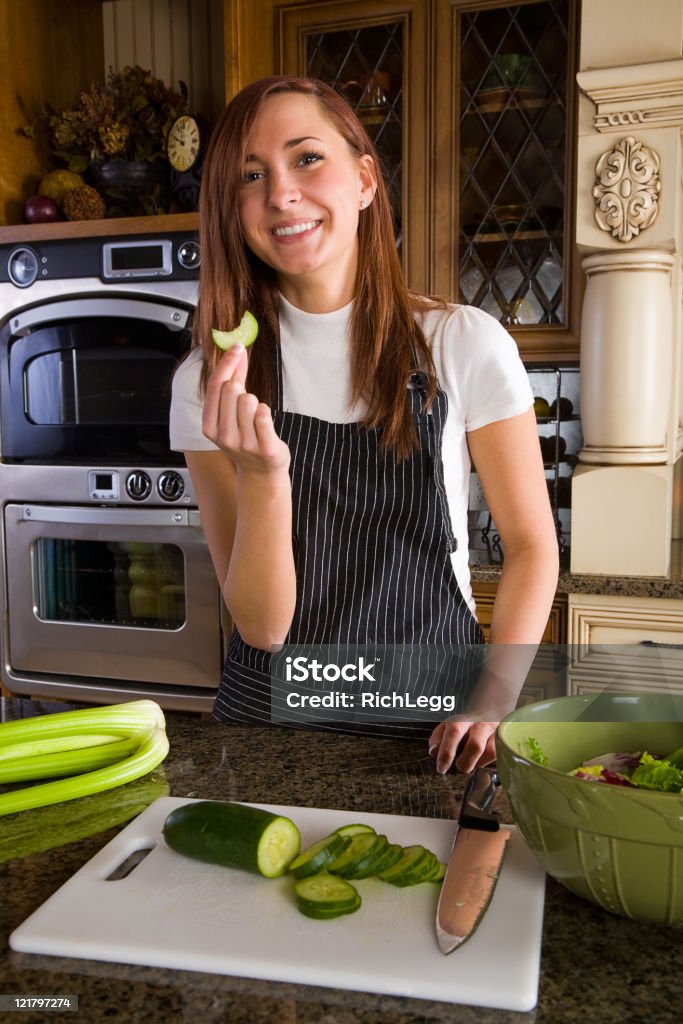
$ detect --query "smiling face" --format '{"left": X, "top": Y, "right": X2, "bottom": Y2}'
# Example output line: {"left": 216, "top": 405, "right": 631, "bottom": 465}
{"left": 238, "top": 92, "right": 376, "bottom": 311}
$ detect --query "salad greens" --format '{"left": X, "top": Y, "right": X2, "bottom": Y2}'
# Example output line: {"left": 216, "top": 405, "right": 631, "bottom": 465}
{"left": 526, "top": 738, "right": 683, "bottom": 794}
{"left": 526, "top": 737, "right": 549, "bottom": 767}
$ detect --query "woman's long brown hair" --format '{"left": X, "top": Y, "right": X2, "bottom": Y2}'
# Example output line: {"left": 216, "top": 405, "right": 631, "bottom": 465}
{"left": 195, "top": 75, "right": 443, "bottom": 460}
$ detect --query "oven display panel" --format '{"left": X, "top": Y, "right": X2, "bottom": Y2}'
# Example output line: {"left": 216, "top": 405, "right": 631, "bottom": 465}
{"left": 103, "top": 240, "right": 173, "bottom": 279}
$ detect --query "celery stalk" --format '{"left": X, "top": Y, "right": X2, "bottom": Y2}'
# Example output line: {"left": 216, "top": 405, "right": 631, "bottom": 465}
{"left": 0, "top": 726, "right": 169, "bottom": 816}
{"left": 0, "top": 700, "right": 165, "bottom": 747}
{"left": 0, "top": 735, "right": 141, "bottom": 783}
{"left": 0, "top": 734, "right": 129, "bottom": 762}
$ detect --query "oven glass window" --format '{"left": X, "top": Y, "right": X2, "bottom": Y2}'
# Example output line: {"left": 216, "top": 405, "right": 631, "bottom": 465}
{"left": 32, "top": 539, "right": 186, "bottom": 628}
{"left": 23, "top": 317, "right": 182, "bottom": 426}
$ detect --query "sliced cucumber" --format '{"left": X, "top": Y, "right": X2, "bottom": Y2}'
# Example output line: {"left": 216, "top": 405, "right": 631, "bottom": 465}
{"left": 427, "top": 859, "right": 448, "bottom": 884}
{"left": 288, "top": 832, "right": 349, "bottom": 879}
{"left": 296, "top": 894, "right": 362, "bottom": 920}
{"left": 212, "top": 311, "right": 258, "bottom": 351}
{"left": 293, "top": 872, "right": 361, "bottom": 919}
{"left": 338, "top": 834, "right": 390, "bottom": 880}
{"left": 390, "top": 851, "right": 439, "bottom": 887}
{"left": 334, "top": 823, "right": 376, "bottom": 838}
{"left": 377, "top": 844, "right": 434, "bottom": 885}
{"left": 363, "top": 842, "right": 404, "bottom": 876}
{"left": 162, "top": 800, "right": 300, "bottom": 878}
{"left": 327, "top": 833, "right": 379, "bottom": 876}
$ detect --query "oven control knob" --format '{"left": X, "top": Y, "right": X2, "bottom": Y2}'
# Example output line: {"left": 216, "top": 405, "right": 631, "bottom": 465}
{"left": 8, "top": 246, "right": 39, "bottom": 288}
{"left": 157, "top": 470, "right": 185, "bottom": 502}
{"left": 126, "top": 470, "right": 153, "bottom": 501}
{"left": 177, "top": 240, "right": 201, "bottom": 270}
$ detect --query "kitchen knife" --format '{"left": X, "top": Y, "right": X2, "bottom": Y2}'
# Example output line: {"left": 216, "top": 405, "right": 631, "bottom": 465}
{"left": 436, "top": 765, "right": 510, "bottom": 954}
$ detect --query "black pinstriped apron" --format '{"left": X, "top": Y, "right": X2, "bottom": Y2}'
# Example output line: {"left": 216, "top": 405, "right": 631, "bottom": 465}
{"left": 213, "top": 346, "right": 484, "bottom": 735}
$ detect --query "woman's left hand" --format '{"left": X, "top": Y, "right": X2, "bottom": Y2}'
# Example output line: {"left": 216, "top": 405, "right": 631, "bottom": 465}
{"left": 428, "top": 719, "right": 498, "bottom": 774}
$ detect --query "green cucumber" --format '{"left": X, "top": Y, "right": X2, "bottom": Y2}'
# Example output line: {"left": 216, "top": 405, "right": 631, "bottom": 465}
{"left": 334, "top": 823, "right": 376, "bottom": 838}
{"left": 162, "top": 800, "right": 300, "bottom": 878}
{"left": 296, "top": 895, "right": 362, "bottom": 920}
{"left": 390, "top": 851, "right": 439, "bottom": 887}
{"left": 212, "top": 311, "right": 258, "bottom": 351}
{"left": 288, "top": 832, "right": 349, "bottom": 879}
{"left": 363, "top": 841, "right": 404, "bottom": 876}
{"left": 427, "top": 859, "right": 448, "bottom": 883}
{"left": 377, "top": 844, "right": 434, "bottom": 885}
{"left": 337, "top": 834, "right": 390, "bottom": 880}
{"left": 327, "top": 833, "right": 379, "bottom": 876}
{"left": 293, "top": 872, "right": 361, "bottom": 919}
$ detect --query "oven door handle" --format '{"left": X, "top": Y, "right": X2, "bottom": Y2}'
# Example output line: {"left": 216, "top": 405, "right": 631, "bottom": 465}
{"left": 21, "top": 505, "right": 199, "bottom": 528}
{"left": 9, "top": 297, "right": 190, "bottom": 336}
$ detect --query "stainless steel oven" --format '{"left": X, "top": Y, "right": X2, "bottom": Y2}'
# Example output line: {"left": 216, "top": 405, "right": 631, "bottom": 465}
{"left": 0, "top": 233, "right": 223, "bottom": 711}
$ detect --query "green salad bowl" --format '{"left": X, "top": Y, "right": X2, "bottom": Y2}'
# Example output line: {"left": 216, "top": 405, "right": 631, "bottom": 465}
{"left": 496, "top": 693, "right": 683, "bottom": 926}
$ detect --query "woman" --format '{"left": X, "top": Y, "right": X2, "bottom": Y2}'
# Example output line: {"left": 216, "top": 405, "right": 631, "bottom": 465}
{"left": 170, "top": 75, "right": 559, "bottom": 773}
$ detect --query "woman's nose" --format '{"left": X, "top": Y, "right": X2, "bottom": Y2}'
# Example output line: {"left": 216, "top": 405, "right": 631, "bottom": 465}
{"left": 267, "top": 171, "right": 301, "bottom": 208}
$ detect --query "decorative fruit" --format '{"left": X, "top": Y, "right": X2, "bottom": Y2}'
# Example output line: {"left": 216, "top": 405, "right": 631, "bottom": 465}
{"left": 24, "top": 194, "right": 59, "bottom": 223}
{"left": 212, "top": 311, "right": 259, "bottom": 351}
{"left": 533, "top": 396, "right": 551, "bottom": 419}
{"left": 62, "top": 185, "right": 106, "bottom": 221}
{"left": 549, "top": 396, "right": 574, "bottom": 420}
{"left": 38, "top": 169, "right": 85, "bottom": 206}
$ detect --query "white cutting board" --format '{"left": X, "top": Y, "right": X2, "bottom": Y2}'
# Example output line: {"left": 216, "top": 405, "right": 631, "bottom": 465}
{"left": 10, "top": 797, "right": 545, "bottom": 1011}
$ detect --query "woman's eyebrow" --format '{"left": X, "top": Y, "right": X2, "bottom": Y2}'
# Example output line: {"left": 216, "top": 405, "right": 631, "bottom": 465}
{"left": 245, "top": 136, "right": 324, "bottom": 162}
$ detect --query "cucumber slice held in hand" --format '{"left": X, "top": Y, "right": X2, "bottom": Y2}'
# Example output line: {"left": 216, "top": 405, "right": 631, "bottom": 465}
{"left": 212, "top": 311, "right": 259, "bottom": 351}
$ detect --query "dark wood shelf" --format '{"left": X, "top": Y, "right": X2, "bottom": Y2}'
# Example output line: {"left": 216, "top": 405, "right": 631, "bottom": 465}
{"left": 0, "top": 212, "right": 199, "bottom": 244}
{"left": 466, "top": 228, "right": 561, "bottom": 243}
{"left": 470, "top": 95, "right": 555, "bottom": 114}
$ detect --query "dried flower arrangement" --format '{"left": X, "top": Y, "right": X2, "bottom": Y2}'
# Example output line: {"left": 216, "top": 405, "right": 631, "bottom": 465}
{"left": 24, "top": 65, "right": 190, "bottom": 218}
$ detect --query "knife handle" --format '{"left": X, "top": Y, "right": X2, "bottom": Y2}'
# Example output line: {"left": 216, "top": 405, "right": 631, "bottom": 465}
{"left": 460, "top": 766, "right": 501, "bottom": 832}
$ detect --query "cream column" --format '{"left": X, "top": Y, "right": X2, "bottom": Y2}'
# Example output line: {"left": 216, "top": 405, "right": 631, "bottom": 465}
{"left": 570, "top": 0, "right": 683, "bottom": 577}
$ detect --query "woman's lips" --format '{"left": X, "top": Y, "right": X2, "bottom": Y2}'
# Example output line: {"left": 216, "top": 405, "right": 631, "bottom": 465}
{"left": 271, "top": 220, "right": 321, "bottom": 242}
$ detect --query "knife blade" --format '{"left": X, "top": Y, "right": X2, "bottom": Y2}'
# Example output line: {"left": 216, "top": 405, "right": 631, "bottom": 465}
{"left": 436, "top": 765, "right": 510, "bottom": 954}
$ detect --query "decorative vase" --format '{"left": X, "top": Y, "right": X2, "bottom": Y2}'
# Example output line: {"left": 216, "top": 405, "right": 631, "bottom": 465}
{"left": 90, "top": 160, "right": 169, "bottom": 216}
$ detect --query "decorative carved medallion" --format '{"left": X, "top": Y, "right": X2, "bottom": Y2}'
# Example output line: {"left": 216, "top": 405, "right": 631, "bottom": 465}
{"left": 592, "top": 136, "right": 661, "bottom": 243}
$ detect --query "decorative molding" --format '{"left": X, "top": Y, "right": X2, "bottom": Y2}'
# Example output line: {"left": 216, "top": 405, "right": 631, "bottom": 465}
{"left": 592, "top": 137, "right": 661, "bottom": 242}
{"left": 594, "top": 110, "right": 646, "bottom": 130}
{"left": 577, "top": 58, "right": 683, "bottom": 132}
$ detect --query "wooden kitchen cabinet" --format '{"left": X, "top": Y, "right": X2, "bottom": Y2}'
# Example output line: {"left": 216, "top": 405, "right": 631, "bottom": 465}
{"left": 225, "top": 0, "right": 581, "bottom": 358}
{"left": 473, "top": 581, "right": 567, "bottom": 643}
{"left": 473, "top": 581, "right": 569, "bottom": 703}
{"left": 0, "top": 0, "right": 105, "bottom": 226}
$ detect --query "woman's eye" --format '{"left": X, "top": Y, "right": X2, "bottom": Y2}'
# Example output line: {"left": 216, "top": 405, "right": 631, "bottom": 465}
{"left": 242, "top": 169, "right": 264, "bottom": 184}
{"left": 299, "top": 151, "right": 323, "bottom": 167}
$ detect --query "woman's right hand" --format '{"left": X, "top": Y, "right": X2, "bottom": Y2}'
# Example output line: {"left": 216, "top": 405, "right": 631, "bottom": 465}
{"left": 202, "top": 343, "right": 290, "bottom": 474}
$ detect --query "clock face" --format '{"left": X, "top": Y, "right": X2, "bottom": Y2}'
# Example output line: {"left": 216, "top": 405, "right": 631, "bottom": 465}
{"left": 167, "top": 115, "right": 201, "bottom": 172}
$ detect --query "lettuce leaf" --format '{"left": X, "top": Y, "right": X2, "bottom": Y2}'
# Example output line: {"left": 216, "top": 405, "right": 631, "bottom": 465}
{"left": 667, "top": 746, "right": 683, "bottom": 770}
{"left": 526, "top": 737, "right": 548, "bottom": 766}
{"left": 630, "top": 752, "right": 683, "bottom": 794}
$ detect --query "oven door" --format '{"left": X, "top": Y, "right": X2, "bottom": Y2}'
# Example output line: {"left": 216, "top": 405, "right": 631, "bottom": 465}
{"left": 0, "top": 296, "right": 191, "bottom": 462}
{"left": 3, "top": 503, "right": 221, "bottom": 692}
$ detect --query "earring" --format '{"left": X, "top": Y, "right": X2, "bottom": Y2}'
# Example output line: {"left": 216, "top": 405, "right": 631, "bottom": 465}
{"left": 360, "top": 198, "right": 368, "bottom": 209}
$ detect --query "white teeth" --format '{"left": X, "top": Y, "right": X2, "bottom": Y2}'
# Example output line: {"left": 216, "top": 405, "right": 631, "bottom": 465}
{"left": 273, "top": 221, "right": 318, "bottom": 237}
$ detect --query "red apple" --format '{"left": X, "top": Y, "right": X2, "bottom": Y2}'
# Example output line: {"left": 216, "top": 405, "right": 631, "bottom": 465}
{"left": 24, "top": 194, "right": 59, "bottom": 223}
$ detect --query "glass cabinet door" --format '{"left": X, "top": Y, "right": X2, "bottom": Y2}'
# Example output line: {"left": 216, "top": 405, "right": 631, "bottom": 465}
{"left": 279, "top": 0, "right": 430, "bottom": 292}
{"left": 435, "top": 0, "right": 580, "bottom": 359}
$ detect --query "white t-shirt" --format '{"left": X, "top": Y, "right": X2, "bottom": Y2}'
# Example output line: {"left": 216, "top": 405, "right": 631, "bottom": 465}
{"left": 170, "top": 297, "right": 532, "bottom": 612}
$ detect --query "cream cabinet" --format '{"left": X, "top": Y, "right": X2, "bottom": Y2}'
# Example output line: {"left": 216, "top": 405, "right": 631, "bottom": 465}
{"left": 567, "top": 593, "right": 683, "bottom": 696}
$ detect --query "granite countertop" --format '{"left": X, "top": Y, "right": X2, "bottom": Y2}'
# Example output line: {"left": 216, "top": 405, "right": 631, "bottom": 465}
{"left": 470, "top": 539, "right": 683, "bottom": 600}
{"left": 1, "top": 700, "right": 679, "bottom": 1024}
